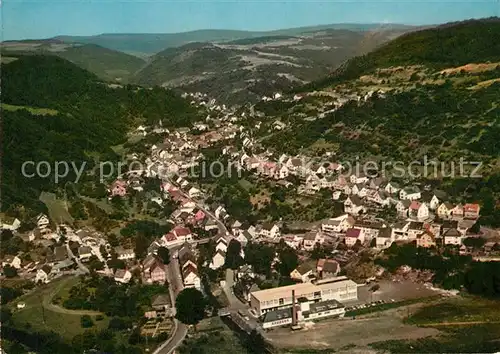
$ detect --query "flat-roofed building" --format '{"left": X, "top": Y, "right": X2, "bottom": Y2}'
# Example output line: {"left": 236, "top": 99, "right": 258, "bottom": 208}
{"left": 250, "top": 282, "right": 322, "bottom": 316}
{"left": 262, "top": 299, "right": 345, "bottom": 329}
{"left": 315, "top": 276, "right": 358, "bottom": 303}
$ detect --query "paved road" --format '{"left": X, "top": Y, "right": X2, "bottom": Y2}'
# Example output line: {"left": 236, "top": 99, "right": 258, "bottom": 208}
{"left": 65, "top": 243, "right": 90, "bottom": 274}
{"left": 153, "top": 248, "right": 187, "bottom": 354}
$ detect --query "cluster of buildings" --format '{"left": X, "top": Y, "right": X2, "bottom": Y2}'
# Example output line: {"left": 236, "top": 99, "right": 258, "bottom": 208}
{"left": 250, "top": 276, "right": 358, "bottom": 329}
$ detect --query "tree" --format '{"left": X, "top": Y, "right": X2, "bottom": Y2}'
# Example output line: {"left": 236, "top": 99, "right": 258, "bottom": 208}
{"left": 175, "top": 288, "right": 206, "bottom": 328}
{"left": 157, "top": 247, "right": 171, "bottom": 265}
{"left": 87, "top": 256, "right": 104, "bottom": 272}
{"left": 224, "top": 239, "right": 243, "bottom": 270}
{"left": 0, "top": 287, "right": 22, "bottom": 305}
{"left": 3, "top": 265, "right": 18, "bottom": 278}
{"left": 245, "top": 242, "right": 274, "bottom": 276}
{"left": 80, "top": 315, "right": 94, "bottom": 328}
{"left": 463, "top": 237, "right": 486, "bottom": 249}
{"left": 276, "top": 246, "right": 298, "bottom": 277}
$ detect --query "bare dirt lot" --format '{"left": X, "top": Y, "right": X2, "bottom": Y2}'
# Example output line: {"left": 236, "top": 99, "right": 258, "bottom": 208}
{"left": 266, "top": 280, "right": 447, "bottom": 351}
{"left": 351, "top": 279, "right": 443, "bottom": 306}
{"left": 266, "top": 305, "right": 441, "bottom": 351}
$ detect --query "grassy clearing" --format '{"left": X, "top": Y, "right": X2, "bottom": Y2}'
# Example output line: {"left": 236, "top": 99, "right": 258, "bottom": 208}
{"left": 238, "top": 178, "right": 253, "bottom": 192}
{"left": 10, "top": 276, "right": 108, "bottom": 340}
{"left": 370, "top": 296, "right": 500, "bottom": 352}
{"left": 345, "top": 296, "right": 441, "bottom": 317}
{"left": 406, "top": 296, "right": 500, "bottom": 325}
{"left": 39, "top": 191, "right": 74, "bottom": 224}
{"left": 2, "top": 103, "right": 59, "bottom": 116}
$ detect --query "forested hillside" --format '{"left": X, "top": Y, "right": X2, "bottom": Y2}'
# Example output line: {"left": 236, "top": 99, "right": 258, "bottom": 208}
{"left": 297, "top": 17, "right": 500, "bottom": 92}
{"left": 2, "top": 55, "right": 200, "bottom": 218}
{"left": 1, "top": 42, "right": 145, "bottom": 82}
{"left": 258, "top": 18, "right": 500, "bottom": 226}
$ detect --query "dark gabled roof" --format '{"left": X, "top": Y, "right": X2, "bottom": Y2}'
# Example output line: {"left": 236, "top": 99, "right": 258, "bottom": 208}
{"left": 322, "top": 260, "right": 339, "bottom": 274}
{"left": 294, "top": 263, "right": 314, "bottom": 275}
{"left": 347, "top": 195, "right": 363, "bottom": 206}
{"left": 378, "top": 227, "right": 392, "bottom": 239}
{"left": 41, "top": 264, "right": 52, "bottom": 274}
{"left": 182, "top": 264, "right": 198, "bottom": 278}
{"left": 441, "top": 219, "right": 459, "bottom": 229}
{"left": 443, "top": 228, "right": 462, "bottom": 237}
{"left": 262, "top": 222, "right": 276, "bottom": 231}
{"left": 53, "top": 246, "right": 68, "bottom": 262}
{"left": 408, "top": 222, "right": 424, "bottom": 230}
{"left": 152, "top": 294, "right": 170, "bottom": 307}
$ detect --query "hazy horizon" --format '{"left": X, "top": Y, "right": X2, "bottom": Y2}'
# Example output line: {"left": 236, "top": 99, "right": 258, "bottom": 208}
{"left": 3, "top": 0, "right": 499, "bottom": 41}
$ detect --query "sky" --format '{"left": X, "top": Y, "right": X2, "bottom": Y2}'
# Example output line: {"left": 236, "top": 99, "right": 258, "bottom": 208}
{"left": 2, "top": 0, "right": 499, "bottom": 40}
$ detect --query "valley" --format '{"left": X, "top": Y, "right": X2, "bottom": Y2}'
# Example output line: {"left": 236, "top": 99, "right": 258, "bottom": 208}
{"left": 2, "top": 15, "right": 500, "bottom": 354}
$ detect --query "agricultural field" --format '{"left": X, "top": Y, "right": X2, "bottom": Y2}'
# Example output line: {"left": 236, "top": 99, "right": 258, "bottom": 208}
{"left": 39, "top": 192, "right": 74, "bottom": 225}
{"left": 9, "top": 276, "right": 109, "bottom": 340}
{"left": 2, "top": 103, "right": 59, "bottom": 116}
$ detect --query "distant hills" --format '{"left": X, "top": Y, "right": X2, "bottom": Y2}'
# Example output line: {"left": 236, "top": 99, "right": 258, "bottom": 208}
{"left": 3, "top": 23, "right": 418, "bottom": 103}
{"left": 296, "top": 17, "right": 500, "bottom": 92}
{"left": 1, "top": 42, "right": 146, "bottom": 82}
{"left": 132, "top": 26, "right": 419, "bottom": 103}
{"left": 52, "top": 23, "right": 413, "bottom": 55}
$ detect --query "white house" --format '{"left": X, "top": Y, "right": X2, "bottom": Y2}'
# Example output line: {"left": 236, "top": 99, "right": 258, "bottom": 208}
{"left": 375, "top": 227, "right": 393, "bottom": 249}
{"left": 391, "top": 221, "right": 410, "bottom": 240}
{"left": 183, "top": 265, "right": 201, "bottom": 290}
{"left": 1, "top": 218, "right": 21, "bottom": 231}
{"left": 384, "top": 182, "right": 401, "bottom": 195}
{"left": 443, "top": 228, "right": 463, "bottom": 246}
{"left": 260, "top": 223, "right": 280, "bottom": 239}
{"left": 344, "top": 195, "right": 365, "bottom": 215}
{"left": 188, "top": 187, "right": 201, "bottom": 198}
{"left": 351, "top": 184, "right": 368, "bottom": 197}
{"left": 349, "top": 173, "right": 369, "bottom": 184}
{"left": 290, "top": 263, "right": 314, "bottom": 283}
{"left": 407, "top": 222, "right": 425, "bottom": 240}
{"left": 332, "top": 191, "right": 342, "bottom": 200}
{"left": 35, "top": 265, "right": 52, "bottom": 284}
{"left": 78, "top": 246, "right": 93, "bottom": 261}
{"left": 209, "top": 250, "right": 226, "bottom": 270}
{"left": 396, "top": 200, "right": 411, "bottom": 216}
{"left": 276, "top": 165, "right": 289, "bottom": 180}
{"left": 409, "top": 201, "right": 429, "bottom": 220}
{"left": 37, "top": 214, "right": 50, "bottom": 229}
{"left": 399, "top": 187, "right": 421, "bottom": 201}
{"left": 2, "top": 255, "right": 22, "bottom": 269}
{"left": 303, "top": 231, "right": 324, "bottom": 251}
{"left": 215, "top": 236, "right": 229, "bottom": 253}
{"left": 115, "top": 247, "right": 136, "bottom": 261}
{"left": 114, "top": 269, "right": 132, "bottom": 284}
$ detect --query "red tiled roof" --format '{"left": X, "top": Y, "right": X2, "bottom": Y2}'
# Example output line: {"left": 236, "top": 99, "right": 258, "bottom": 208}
{"left": 164, "top": 232, "right": 177, "bottom": 242}
{"left": 409, "top": 200, "right": 421, "bottom": 210}
{"left": 173, "top": 227, "right": 191, "bottom": 237}
{"left": 464, "top": 203, "right": 480, "bottom": 212}
{"left": 346, "top": 228, "right": 361, "bottom": 238}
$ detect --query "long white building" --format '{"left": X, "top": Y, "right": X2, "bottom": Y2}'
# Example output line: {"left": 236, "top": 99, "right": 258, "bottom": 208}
{"left": 250, "top": 277, "right": 358, "bottom": 316}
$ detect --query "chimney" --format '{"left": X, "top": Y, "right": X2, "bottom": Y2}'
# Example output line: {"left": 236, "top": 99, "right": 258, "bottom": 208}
{"left": 291, "top": 290, "right": 297, "bottom": 326}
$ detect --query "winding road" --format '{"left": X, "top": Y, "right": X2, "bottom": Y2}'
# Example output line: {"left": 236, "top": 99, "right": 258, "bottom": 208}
{"left": 152, "top": 178, "right": 233, "bottom": 353}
